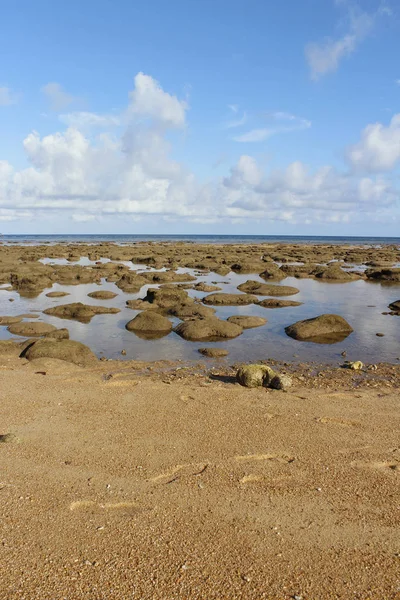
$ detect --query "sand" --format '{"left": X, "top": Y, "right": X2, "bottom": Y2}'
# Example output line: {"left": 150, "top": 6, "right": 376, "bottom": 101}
{"left": 0, "top": 355, "right": 399, "bottom": 599}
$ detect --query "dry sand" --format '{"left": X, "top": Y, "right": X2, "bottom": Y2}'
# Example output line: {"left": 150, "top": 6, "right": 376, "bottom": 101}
{"left": 0, "top": 356, "right": 399, "bottom": 599}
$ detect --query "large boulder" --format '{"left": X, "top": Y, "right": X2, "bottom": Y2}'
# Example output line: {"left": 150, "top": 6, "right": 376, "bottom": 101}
{"left": 125, "top": 311, "right": 172, "bottom": 336}
{"left": 285, "top": 314, "right": 353, "bottom": 343}
{"left": 43, "top": 302, "right": 120, "bottom": 323}
{"left": 8, "top": 321, "right": 58, "bottom": 337}
{"left": 258, "top": 299, "right": 303, "bottom": 308}
{"left": 87, "top": 290, "right": 118, "bottom": 299}
{"left": 174, "top": 317, "right": 243, "bottom": 341}
{"left": 21, "top": 339, "right": 97, "bottom": 367}
{"left": 202, "top": 293, "right": 258, "bottom": 305}
{"left": 143, "top": 287, "right": 189, "bottom": 308}
{"left": 227, "top": 315, "right": 267, "bottom": 329}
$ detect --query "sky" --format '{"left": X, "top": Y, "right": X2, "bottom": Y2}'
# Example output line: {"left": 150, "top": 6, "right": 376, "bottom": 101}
{"left": 0, "top": 0, "right": 400, "bottom": 236}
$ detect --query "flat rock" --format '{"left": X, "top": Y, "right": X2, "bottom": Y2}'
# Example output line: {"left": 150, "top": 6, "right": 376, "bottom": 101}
{"left": 198, "top": 347, "right": 229, "bottom": 357}
{"left": 45, "top": 291, "right": 70, "bottom": 298}
{"left": 193, "top": 282, "right": 222, "bottom": 292}
{"left": 202, "top": 293, "right": 258, "bottom": 306}
{"left": 175, "top": 317, "right": 243, "bottom": 341}
{"left": 43, "top": 302, "right": 120, "bottom": 323}
{"left": 87, "top": 290, "right": 118, "bottom": 299}
{"left": 237, "top": 280, "right": 300, "bottom": 296}
{"left": 227, "top": 315, "right": 267, "bottom": 329}
{"left": 258, "top": 299, "right": 303, "bottom": 308}
{"left": 285, "top": 314, "right": 353, "bottom": 343}
{"left": 0, "top": 316, "right": 23, "bottom": 325}
{"left": 8, "top": 321, "right": 58, "bottom": 337}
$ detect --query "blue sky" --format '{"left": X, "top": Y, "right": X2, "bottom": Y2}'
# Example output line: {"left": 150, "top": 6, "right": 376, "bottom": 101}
{"left": 0, "top": 0, "right": 399, "bottom": 235}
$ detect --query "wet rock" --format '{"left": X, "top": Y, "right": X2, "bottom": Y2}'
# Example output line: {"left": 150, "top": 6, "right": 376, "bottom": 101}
{"left": 259, "top": 263, "right": 286, "bottom": 281}
{"left": 45, "top": 291, "right": 70, "bottom": 298}
{"left": 174, "top": 317, "right": 243, "bottom": 341}
{"left": 115, "top": 272, "right": 146, "bottom": 293}
{"left": 126, "top": 299, "right": 159, "bottom": 311}
{"left": 236, "top": 364, "right": 276, "bottom": 388}
{"left": 198, "top": 347, "right": 229, "bottom": 357}
{"left": 312, "top": 263, "right": 360, "bottom": 281}
{"left": 143, "top": 287, "right": 189, "bottom": 308}
{"left": 87, "top": 290, "right": 118, "bottom": 299}
{"left": 376, "top": 332, "right": 385, "bottom": 337}
{"left": 237, "top": 280, "right": 299, "bottom": 296}
{"left": 8, "top": 321, "right": 58, "bottom": 337}
{"left": 21, "top": 339, "right": 97, "bottom": 367}
{"left": 270, "top": 374, "right": 292, "bottom": 391}
{"left": 43, "top": 302, "right": 120, "bottom": 323}
{"left": 43, "top": 328, "right": 70, "bottom": 340}
{"left": 0, "top": 316, "right": 23, "bottom": 325}
{"left": 285, "top": 314, "right": 353, "bottom": 343}
{"left": 231, "top": 261, "right": 265, "bottom": 274}
{"left": 168, "top": 302, "right": 216, "bottom": 320}
{"left": 141, "top": 271, "right": 196, "bottom": 284}
{"left": 258, "top": 298, "right": 303, "bottom": 308}
{"left": 193, "top": 282, "right": 222, "bottom": 292}
{"left": 388, "top": 300, "right": 400, "bottom": 313}
{"left": 202, "top": 293, "right": 258, "bottom": 305}
{"left": 365, "top": 268, "right": 400, "bottom": 282}
{"left": 126, "top": 311, "right": 172, "bottom": 336}
{"left": 227, "top": 315, "right": 267, "bottom": 329}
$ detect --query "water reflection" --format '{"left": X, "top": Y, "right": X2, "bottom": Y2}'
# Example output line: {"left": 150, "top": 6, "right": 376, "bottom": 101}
{"left": 1, "top": 260, "right": 400, "bottom": 364}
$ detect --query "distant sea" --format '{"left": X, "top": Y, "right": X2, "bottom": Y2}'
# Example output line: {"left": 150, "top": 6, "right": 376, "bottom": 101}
{"left": 1, "top": 234, "right": 400, "bottom": 246}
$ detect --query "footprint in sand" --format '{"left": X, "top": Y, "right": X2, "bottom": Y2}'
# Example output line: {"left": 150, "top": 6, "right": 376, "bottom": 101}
{"left": 234, "top": 453, "right": 295, "bottom": 464}
{"left": 316, "top": 417, "right": 360, "bottom": 428}
{"left": 352, "top": 460, "right": 399, "bottom": 473}
{"left": 70, "top": 500, "right": 140, "bottom": 513}
{"left": 149, "top": 463, "right": 209, "bottom": 484}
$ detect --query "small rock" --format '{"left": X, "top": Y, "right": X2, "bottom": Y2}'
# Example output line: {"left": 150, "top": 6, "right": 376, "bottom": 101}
{"left": 376, "top": 332, "right": 385, "bottom": 337}
{"left": 121, "top": 349, "right": 127, "bottom": 356}
{"left": 270, "top": 374, "right": 292, "bottom": 391}
{"left": 342, "top": 360, "right": 363, "bottom": 370}
{"left": 236, "top": 364, "right": 276, "bottom": 388}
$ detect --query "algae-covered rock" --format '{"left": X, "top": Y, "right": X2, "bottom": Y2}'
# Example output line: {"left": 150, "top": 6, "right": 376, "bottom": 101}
{"left": 21, "top": 339, "right": 97, "bottom": 367}
{"left": 236, "top": 364, "right": 276, "bottom": 388}
{"left": 227, "top": 315, "right": 267, "bottom": 329}
{"left": 285, "top": 314, "right": 353, "bottom": 343}
{"left": 175, "top": 317, "right": 243, "bottom": 341}
{"left": 43, "top": 302, "right": 120, "bottom": 323}
{"left": 198, "top": 347, "right": 229, "bottom": 357}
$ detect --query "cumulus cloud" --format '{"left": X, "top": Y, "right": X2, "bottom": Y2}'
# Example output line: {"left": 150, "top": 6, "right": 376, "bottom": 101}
{"left": 0, "top": 73, "right": 398, "bottom": 228}
{"left": 42, "top": 82, "right": 76, "bottom": 111}
{"left": 305, "top": 3, "right": 388, "bottom": 79}
{"left": 347, "top": 113, "right": 400, "bottom": 172}
{"left": 0, "top": 87, "right": 19, "bottom": 106}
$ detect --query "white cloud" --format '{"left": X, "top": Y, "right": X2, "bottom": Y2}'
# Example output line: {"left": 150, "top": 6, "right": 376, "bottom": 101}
{"left": 347, "top": 113, "right": 400, "bottom": 172}
{"left": 0, "top": 87, "right": 19, "bottom": 106}
{"left": 305, "top": 3, "right": 385, "bottom": 79}
{"left": 42, "top": 82, "right": 76, "bottom": 111}
{"left": 0, "top": 73, "right": 398, "bottom": 228}
{"left": 233, "top": 113, "right": 311, "bottom": 142}
{"left": 128, "top": 72, "right": 187, "bottom": 128}
{"left": 59, "top": 112, "right": 120, "bottom": 129}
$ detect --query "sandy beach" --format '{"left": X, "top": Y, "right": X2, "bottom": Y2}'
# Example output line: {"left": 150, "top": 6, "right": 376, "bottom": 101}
{"left": 0, "top": 241, "right": 399, "bottom": 599}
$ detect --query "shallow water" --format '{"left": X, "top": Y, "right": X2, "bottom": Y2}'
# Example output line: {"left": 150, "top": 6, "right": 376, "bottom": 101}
{"left": 1, "top": 259, "right": 400, "bottom": 364}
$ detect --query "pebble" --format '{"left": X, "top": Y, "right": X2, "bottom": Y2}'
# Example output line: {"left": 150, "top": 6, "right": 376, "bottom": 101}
{"left": 376, "top": 333, "right": 384, "bottom": 337}
{"left": 121, "top": 349, "right": 127, "bottom": 355}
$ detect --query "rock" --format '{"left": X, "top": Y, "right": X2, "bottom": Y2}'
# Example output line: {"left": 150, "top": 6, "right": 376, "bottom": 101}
{"left": 8, "top": 321, "right": 58, "bottom": 337}
{"left": 285, "top": 314, "right": 353, "bottom": 343}
{"left": 202, "top": 293, "right": 258, "bottom": 305}
{"left": 193, "top": 282, "right": 222, "bottom": 292}
{"left": 376, "top": 332, "right": 385, "bottom": 337}
{"left": 43, "top": 302, "right": 120, "bottom": 323}
{"left": 388, "top": 300, "right": 400, "bottom": 312}
{"left": 198, "top": 347, "right": 229, "bottom": 357}
{"left": 125, "top": 311, "right": 173, "bottom": 335}
{"left": 126, "top": 299, "right": 159, "bottom": 311}
{"left": 259, "top": 263, "right": 286, "bottom": 281}
{"left": 227, "top": 315, "right": 267, "bottom": 329}
{"left": 43, "top": 328, "right": 70, "bottom": 340}
{"left": 168, "top": 302, "right": 216, "bottom": 320}
{"left": 121, "top": 349, "right": 127, "bottom": 356}
{"left": 0, "top": 433, "right": 19, "bottom": 444}
{"left": 0, "top": 340, "right": 22, "bottom": 356}
{"left": 270, "top": 374, "right": 292, "bottom": 391}
{"left": 0, "top": 316, "right": 23, "bottom": 325}
{"left": 21, "top": 339, "right": 97, "bottom": 367}
{"left": 231, "top": 261, "right": 265, "bottom": 274}
{"left": 236, "top": 364, "right": 276, "bottom": 388}
{"left": 174, "top": 317, "right": 243, "bottom": 341}
{"left": 87, "top": 290, "right": 118, "bottom": 299}
{"left": 141, "top": 271, "right": 196, "bottom": 284}
{"left": 115, "top": 272, "right": 146, "bottom": 293}
{"left": 365, "top": 268, "right": 400, "bottom": 282}
{"left": 312, "top": 263, "right": 360, "bottom": 281}
{"left": 45, "top": 291, "right": 70, "bottom": 298}
{"left": 237, "top": 280, "right": 299, "bottom": 296}
{"left": 342, "top": 360, "right": 363, "bottom": 370}
{"left": 258, "top": 299, "right": 303, "bottom": 308}
{"left": 143, "top": 287, "right": 189, "bottom": 308}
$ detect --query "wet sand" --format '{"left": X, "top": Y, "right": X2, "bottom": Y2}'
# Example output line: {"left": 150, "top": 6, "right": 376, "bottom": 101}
{"left": 0, "top": 355, "right": 399, "bottom": 599}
